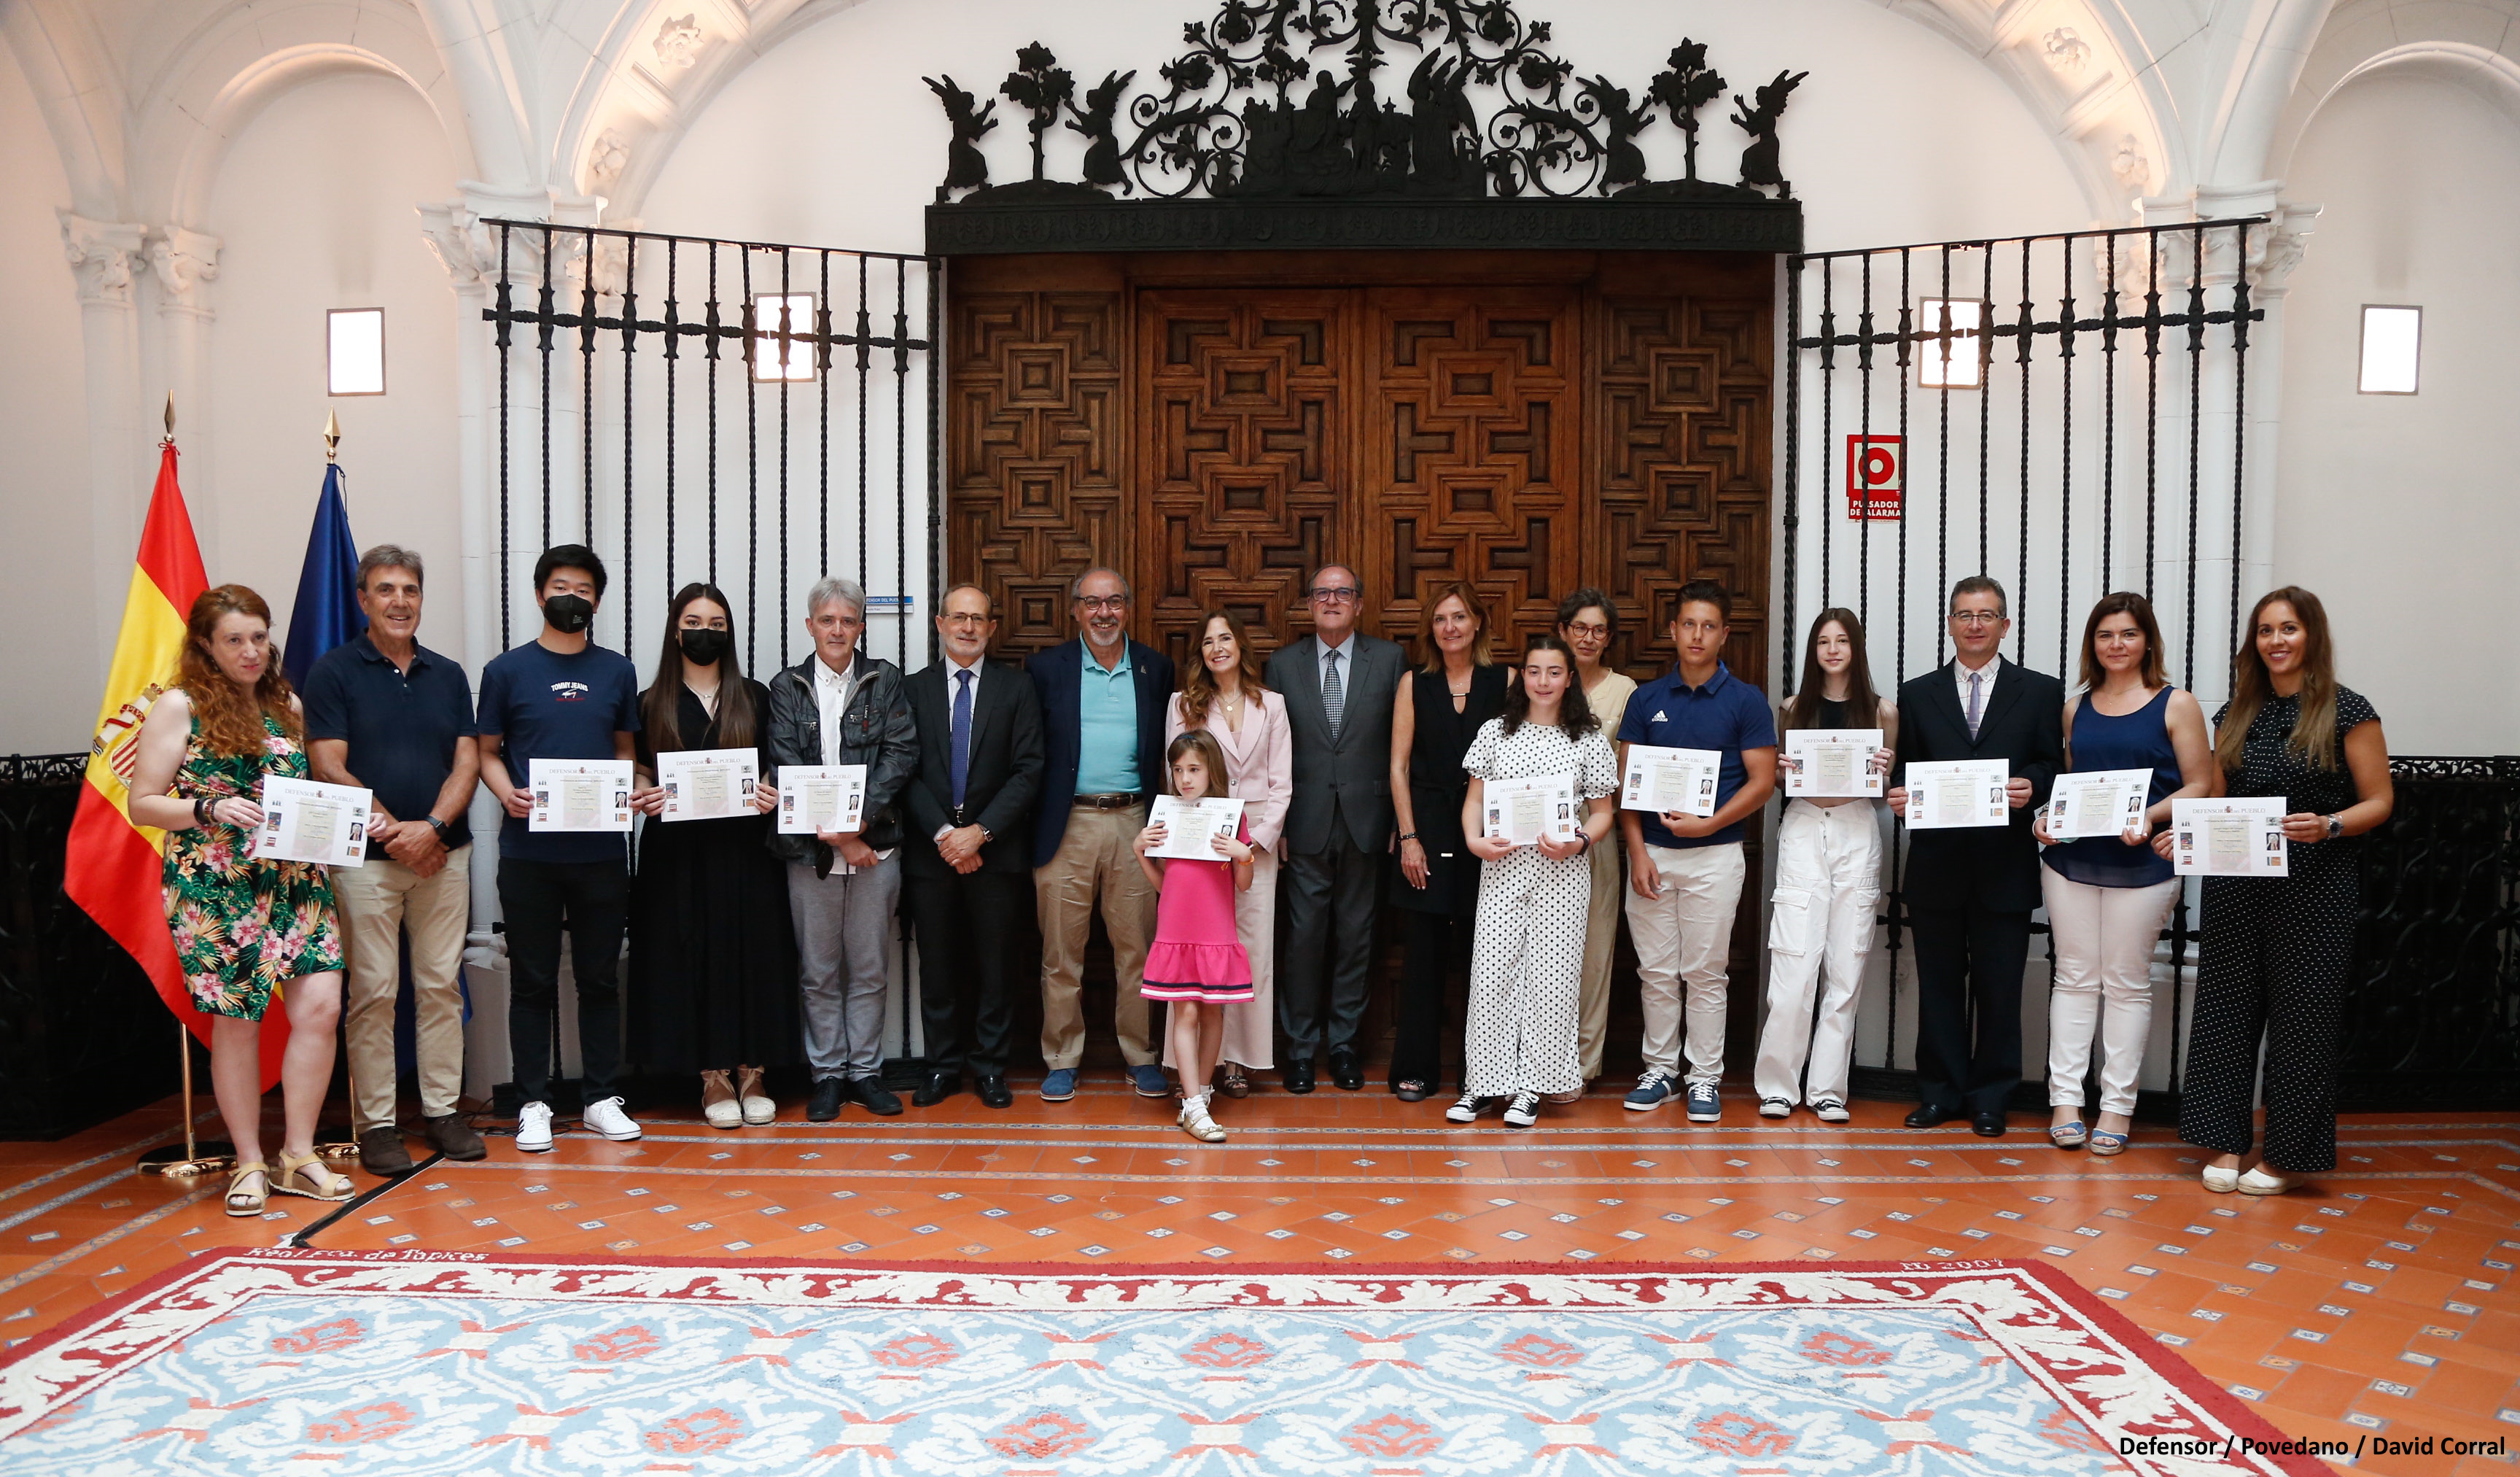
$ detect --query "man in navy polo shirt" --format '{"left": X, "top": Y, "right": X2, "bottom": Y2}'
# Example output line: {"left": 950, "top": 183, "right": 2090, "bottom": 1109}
{"left": 476, "top": 545, "right": 643, "bottom": 1152}
{"left": 305, "top": 544, "right": 482, "bottom": 1176}
{"left": 1616, "top": 579, "right": 1778, "bottom": 1123}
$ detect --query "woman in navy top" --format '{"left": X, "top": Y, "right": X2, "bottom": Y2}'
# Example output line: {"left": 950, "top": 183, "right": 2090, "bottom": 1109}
{"left": 2031, "top": 593, "right": 2212, "bottom": 1155}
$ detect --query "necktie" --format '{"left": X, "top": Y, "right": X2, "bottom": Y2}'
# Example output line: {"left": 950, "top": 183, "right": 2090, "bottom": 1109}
{"left": 1965, "top": 670, "right": 1984, "bottom": 741}
{"left": 949, "top": 669, "right": 973, "bottom": 812}
{"left": 1322, "top": 649, "right": 1345, "bottom": 740}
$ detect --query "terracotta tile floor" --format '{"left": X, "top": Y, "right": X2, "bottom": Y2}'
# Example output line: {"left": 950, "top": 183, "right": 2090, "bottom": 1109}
{"left": 4, "top": 1084, "right": 2514, "bottom": 1473}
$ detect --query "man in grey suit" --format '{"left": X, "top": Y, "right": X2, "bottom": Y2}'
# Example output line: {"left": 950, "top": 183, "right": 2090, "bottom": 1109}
{"left": 1264, "top": 564, "right": 1407, "bottom": 1093}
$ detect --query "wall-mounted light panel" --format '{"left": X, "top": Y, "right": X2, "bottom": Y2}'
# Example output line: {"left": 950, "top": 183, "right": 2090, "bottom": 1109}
{"left": 327, "top": 307, "right": 386, "bottom": 396}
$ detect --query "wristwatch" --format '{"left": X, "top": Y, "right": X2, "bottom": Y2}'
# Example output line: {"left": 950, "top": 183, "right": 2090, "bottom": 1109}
{"left": 424, "top": 815, "right": 451, "bottom": 842}
{"left": 2324, "top": 813, "right": 2344, "bottom": 841}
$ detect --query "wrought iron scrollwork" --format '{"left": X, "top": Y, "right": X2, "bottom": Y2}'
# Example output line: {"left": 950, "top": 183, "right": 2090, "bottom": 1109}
{"left": 928, "top": 0, "right": 1802, "bottom": 206}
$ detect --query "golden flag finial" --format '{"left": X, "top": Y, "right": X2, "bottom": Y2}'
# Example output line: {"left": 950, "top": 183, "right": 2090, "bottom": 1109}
{"left": 163, "top": 393, "right": 176, "bottom": 439}
{"left": 324, "top": 408, "right": 341, "bottom": 462}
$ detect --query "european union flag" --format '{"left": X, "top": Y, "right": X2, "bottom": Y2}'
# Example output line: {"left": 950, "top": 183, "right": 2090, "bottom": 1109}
{"left": 282, "top": 462, "right": 365, "bottom": 687}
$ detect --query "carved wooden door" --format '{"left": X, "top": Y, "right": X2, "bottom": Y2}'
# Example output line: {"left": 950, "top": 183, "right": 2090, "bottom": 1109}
{"left": 1135, "top": 291, "right": 1353, "bottom": 673}
{"left": 1364, "top": 287, "right": 1582, "bottom": 654}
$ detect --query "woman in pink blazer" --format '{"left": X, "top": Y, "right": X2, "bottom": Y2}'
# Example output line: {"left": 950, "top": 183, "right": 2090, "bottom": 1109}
{"left": 1165, "top": 610, "right": 1294, "bottom": 1097}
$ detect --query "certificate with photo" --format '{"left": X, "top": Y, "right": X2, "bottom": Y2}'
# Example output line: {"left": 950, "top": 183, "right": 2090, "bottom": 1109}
{"left": 1146, "top": 794, "right": 1246, "bottom": 861}
{"left": 656, "top": 747, "right": 761, "bottom": 822}
{"left": 2171, "top": 796, "right": 2289, "bottom": 877}
{"left": 1482, "top": 772, "right": 1580, "bottom": 847}
{"left": 777, "top": 764, "right": 868, "bottom": 835}
{"left": 1619, "top": 744, "right": 1722, "bottom": 818}
{"left": 2045, "top": 767, "right": 2154, "bottom": 841}
{"left": 1783, "top": 728, "right": 1885, "bottom": 799}
{"left": 527, "top": 759, "right": 636, "bottom": 833}
{"left": 250, "top": 776, "right": 373, "bottom": 867}
{"left": 1902, "top": 759, "right": 2010, "bottom": 829}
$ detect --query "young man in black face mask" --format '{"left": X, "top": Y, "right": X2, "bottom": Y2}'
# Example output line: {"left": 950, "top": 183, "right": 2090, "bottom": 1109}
{"left": 477, "top": 545, "right": 645, "bottom": 1151}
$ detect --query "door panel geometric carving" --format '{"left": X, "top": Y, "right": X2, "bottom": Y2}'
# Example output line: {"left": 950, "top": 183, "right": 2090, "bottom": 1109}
{"left": 1593, "top": 297, "right": 1772, "bottom": 686}
{"left": 947, "top": 290, "right": 1127, "bottom": 654}
{"left": 1366, "top": 288, "right": 1582, "bottom": 656}
{"left": 1136, "top": 291, "right": 1351, "bottom": 674}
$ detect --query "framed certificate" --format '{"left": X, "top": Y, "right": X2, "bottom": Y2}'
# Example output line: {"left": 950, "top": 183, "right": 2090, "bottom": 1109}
{"left": 656, "top": 747, "right": 760, "bottom": 822}
{"left": 1482, "top": 772, "right": 1579, "bottom": 846}
{"left": 250, "top": 776, "right": 373, "bottom": 867}
{"left": 777, "top": 764, "right": 868, "bottom": 834}
{"left": 527, "top": 759, "right": 634, "bottom": 833}
{"left": 2172, "top": 797, "right": 2289, "bottom": 877}
{"left": 1620, "top": 744, "right": 1722, "bottom": 817}
{"left": 1147, "top": 794, "right": 1245, "bottom": 861}
{"left": 1784, "top": 728, "right": 1885, "bottom": 799}
{"left": 1902, "top": 759, "right": 2010, "bottom": 829}
{"left": 2045, "top": 768, "right": 2154, "bottom": 841}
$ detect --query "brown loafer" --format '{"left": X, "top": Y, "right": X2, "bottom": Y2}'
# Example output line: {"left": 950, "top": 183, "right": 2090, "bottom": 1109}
{"left": 1216, "top": 1064, "right": 1251, "bottom": 1099}
{"left": 422, "top": 1112, "right": 488, "bottom": 1161}
{"left": 357, "top": 1125, "right": 414, "bottom": 1177}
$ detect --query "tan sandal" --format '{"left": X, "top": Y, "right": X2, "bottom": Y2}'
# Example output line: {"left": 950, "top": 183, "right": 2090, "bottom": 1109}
{"left": 273, "top": 1149, "right": 353, "bottom": 1202}
{"left": 225, "top": 1162, "right": 270, "bottom": 1217}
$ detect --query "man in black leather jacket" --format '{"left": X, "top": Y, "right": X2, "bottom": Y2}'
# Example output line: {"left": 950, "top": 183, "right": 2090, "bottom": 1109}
{"left": 766, "top": 577, "right": 919, "bottom": 1120}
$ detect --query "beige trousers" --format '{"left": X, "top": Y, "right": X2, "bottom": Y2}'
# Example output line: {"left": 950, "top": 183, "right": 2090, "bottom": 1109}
{"left": 1035, "top": 803, "right": 1158, "bottom": 1069}
{"left": 333, "top": 844, "right": 472, "bottom": 1133}
{"left": 1625, "top": 842, "right": 1746, "bottom": 1084}
{"left": 1577, "top": 832, "right": 1622, "bottom": 1079}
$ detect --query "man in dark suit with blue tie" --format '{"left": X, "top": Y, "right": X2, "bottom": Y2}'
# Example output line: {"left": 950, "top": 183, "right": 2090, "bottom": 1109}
{"left": 1887, "top": 575, "right": 2065, "bottom": 1137}
{"left": 1025, "top": 568, "right": 1178, "bottom": 1104}
{"left": 902, "top": 585, "right": 1045, "bottom": 1111}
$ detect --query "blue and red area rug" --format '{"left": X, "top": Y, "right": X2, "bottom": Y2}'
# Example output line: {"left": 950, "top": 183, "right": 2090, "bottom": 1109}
{"left": 1, "top": 1247, "right": 2323, "bottom": 1474}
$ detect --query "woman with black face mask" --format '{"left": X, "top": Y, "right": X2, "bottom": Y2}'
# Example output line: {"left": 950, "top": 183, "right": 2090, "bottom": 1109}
{"left": 624, "top": 583, "right": 801, "bottom": 1126}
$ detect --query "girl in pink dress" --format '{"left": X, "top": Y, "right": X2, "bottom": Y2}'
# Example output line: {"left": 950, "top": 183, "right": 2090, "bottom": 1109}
{"left": 1135, "top": 729, "right": 1256, "bottom": 1142}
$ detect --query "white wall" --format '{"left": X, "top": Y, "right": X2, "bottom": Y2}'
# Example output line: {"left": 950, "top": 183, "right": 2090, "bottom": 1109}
{"left": 2277, "top": 74, "right": 2520, "bottom": 756}
{"left": 0, "top": 42, "right": 98, "bottom": 753}
{"left": 203, "top": 71, "right": 464, "bottom": 663}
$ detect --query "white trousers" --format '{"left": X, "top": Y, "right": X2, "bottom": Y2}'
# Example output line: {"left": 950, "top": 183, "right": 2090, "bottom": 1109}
{"left": 2041, "top": 869, "right": 2180, "bottom": 1116}
{"left": 1753, "top": 802, "right": 1882, "bottom": 1106}
{"left": 1625, "top": 842, "right": 1745, "bottom": 1084}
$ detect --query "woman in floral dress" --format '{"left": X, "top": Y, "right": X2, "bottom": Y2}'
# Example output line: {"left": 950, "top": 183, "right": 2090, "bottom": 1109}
{"left": 128, "top": 585, "right": 351, "bottom": 1217}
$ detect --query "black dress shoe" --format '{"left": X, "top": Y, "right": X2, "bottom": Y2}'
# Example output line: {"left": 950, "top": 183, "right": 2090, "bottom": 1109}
{"left": 913, "top": 1069, "right": 958, "bottom": 1107}
{"left": 1328, "top": 1047, "right": 1364, "bottom": 1092}
{"left": 976, "top": 1074, "right": 1014, "bottom": 1109}
{"left": 849, "top": 1078, "right": 905, "bottom": 1116}
{"left": 1972, "top": 1110, "right": 2006, "bottom": 1138}
{"left": 807, "top": 1077, "right": 845, "bottom": 1121}
{"left": 1904, "top": 1104, "right": 1959, "bottom": 1129}
{"left": 1284, "top": 1058, "right": 1316, "bottom": 1095}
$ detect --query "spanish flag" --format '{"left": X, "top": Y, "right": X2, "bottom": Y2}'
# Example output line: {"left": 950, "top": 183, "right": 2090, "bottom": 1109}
{"left": 65, "top": 441, "right": 288, "bottom": 1088}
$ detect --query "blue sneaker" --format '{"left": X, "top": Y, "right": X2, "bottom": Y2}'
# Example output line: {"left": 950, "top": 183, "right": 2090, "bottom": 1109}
{"left": 1623, "top": 1069, "right": 1677, "bottom": 1112}
{"left": 1130, "top": 1063, "right": 1172, "bottom": 1098}
{"left": 1686, "top": 1082, "right": 1722, "bottom": 1123}
{"left": 1040, "top": 1068, "right": 1078, "bottom": 1102}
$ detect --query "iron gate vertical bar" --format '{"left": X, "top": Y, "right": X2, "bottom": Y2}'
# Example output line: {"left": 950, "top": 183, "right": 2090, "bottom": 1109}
{"left": 1781, "top": 255, "right": 1802, "bottom": 695}
{"left": 1817, "top": 263, "right": 1835, "bottom": 608}
{"left": 2014, "top": 236, "right": 2033, "bottom": 663}
{"left": 2144, "top": 229, "right": 2162, "bottom": 605}
{"left": 1977, "top": 244, "right": 1991, "bottom": 581}
{"left": 2057, "top": 233, "right": 2074, "bottom": 675}
{"left": 1934, "top": 246, "right": 1952, "bottom": 667}
{"left": 581, "top": 226, "right": 598, "bottom": 550}
{"left": 622, "top": 235, "right": 637, "bottom": 659}
{"left": 2183, "top": 223, "right": 2206, "bottom": 699}
{"left": 664, "top": 241, "right": 679, "bottom": 598}
{"left": 895, "top": 257, "right": 911, "bottom": 670}
{"left": 1856, "top": 254, "right": 1874, "bottom": 628}
{"left": 1894, "top": 249, "right": 1911, "bottom": 686}
{"left": 927, "top": 256, "right": 944, "bottom": 667}
{"left": 819, "top": 252, "right": 833, "bottom": 584}
{"left": 497, "top": 224, "right": 513, "bottom": 651}
{"left": 539, "top": 223, "right": 555, "bottom": 552}
{"left": 779, "top": 247, "right": 793, "bottom": 670}
{"left": 2101, "top": 233, "right": 2118, "bottom": 592}
{"left": 706, "top": 246, "right": 721, "bottom": 584}
{"left": 858, "top": 256, "right": 872, "bottom": 592}
{"left": 742, "top": 247, "right": 759, "bottom": 675}
{"left": 2228, "top": 222, "right": 2252, "bottom": 669}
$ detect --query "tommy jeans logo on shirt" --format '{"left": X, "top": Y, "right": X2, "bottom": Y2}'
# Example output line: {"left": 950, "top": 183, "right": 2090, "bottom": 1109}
{"left": 548, "top": 680, "right": 591, "bottom": 702}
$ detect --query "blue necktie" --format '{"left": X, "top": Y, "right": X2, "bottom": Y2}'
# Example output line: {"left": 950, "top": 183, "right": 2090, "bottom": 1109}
{"left": 1966, "top": 670, "right": 1984, "bottom": 741}
{"left": 950, "top": 669, "right": 973, "bottom": 812}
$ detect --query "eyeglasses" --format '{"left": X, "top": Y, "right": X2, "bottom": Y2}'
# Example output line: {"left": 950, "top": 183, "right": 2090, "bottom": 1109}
{"left": 1950, "top": 610, "right": 2005, "bottom": 626}
{"left": 939, "top": 612, "right": 991, "bottom": 627}
{"left": 1563, "top": 622, "right": 1610, "bottom": 639}
{"left": 1074, "top": 596, "right": 1128, "bottom": 613}
{"left": 1308, "top": 586, "right": 1362, "bottom": 605}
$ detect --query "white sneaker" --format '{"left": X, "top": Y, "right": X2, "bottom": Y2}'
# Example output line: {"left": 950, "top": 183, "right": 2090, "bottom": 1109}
{"left": 1813, "top": 1098, "right": 1851, "bottom": 1123}
{"left": 1444, "top": 1091, "right": 1484, "bottom": 1124}
{"left": 1502, "top": 1092, "right": 1541, "bottom": 1128}
{"left": 583, "top": 1096, "right": 642, "bottom": 1141}
{"left": 516, "top": 1101, "right": 554, "bottom": 1152}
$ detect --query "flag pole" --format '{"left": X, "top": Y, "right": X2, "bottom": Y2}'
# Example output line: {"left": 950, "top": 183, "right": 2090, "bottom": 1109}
{"left": 314, "top": 406, "right": 360, "bottom": 1168}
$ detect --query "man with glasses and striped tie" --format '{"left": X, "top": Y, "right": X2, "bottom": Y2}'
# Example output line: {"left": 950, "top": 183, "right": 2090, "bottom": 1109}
{"left": 1265, "top": 565, "right": 1406, "bottom": 1095}
{"left": 1885, "top": 575, "right": 2064, "bottom": 1139}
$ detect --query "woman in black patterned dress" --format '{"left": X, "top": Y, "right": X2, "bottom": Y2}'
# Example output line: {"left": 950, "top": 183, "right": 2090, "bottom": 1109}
{"left": 2171, "top": 587, "right": 2392, "bottom": 1196}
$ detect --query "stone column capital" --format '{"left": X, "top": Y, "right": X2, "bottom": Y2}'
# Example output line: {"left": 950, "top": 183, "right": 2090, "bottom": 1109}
{"left": 148, "top": 226, "right": 222, "bottom": 317}
{"left": 58, "top": 212, "right": 147, "bottom": 306}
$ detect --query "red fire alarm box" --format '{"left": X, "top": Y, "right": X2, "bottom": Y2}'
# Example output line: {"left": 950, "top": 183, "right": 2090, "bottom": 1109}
{"left": 1846, "top": 434, "right": 1902, "bottom": 519}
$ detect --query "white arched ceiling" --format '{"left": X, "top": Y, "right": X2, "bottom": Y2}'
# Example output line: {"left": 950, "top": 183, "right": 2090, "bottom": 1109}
{"left": 2266, "top": 0, "right": 2520, "bottom": 180}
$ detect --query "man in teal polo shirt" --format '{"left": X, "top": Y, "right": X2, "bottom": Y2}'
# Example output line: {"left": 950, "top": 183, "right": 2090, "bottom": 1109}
{"left": 1617, "top": 579, "right": 1778, "bottom": 1123}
